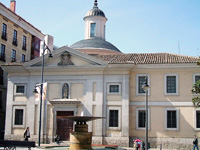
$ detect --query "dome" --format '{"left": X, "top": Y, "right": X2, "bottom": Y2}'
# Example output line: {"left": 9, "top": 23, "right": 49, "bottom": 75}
{"left": 85, "top": 0, "right": 106, "bottom": 18}
{"left": 70, "top": 37, "right": 121, "bottom": 53}
{"left": 85, "top": 7, "right": 106, "bottom": 18}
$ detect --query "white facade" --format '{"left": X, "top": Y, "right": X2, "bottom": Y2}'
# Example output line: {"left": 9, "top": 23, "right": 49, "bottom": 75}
{"left": 3, "top": 47, "right": 130, "bottom": 146}
{"left": 84, "top": 16, "right": 107, "bottom": 40}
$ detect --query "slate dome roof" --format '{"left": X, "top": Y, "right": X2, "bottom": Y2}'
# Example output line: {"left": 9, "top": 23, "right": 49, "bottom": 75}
{"left": 85, "top": 0, "right": 106, "bottom": 18}
{"left": 70, "top": 38, "right": 121, "bottom": 53}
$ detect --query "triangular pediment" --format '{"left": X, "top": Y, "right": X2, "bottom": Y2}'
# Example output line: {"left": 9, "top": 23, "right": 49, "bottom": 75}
{"left": 24, "top": 46, "right": 107, "bottom": 68}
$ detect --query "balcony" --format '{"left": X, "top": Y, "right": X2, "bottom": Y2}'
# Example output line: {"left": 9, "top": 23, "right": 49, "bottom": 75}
{"left": 1, "top": 33, "right": 7, "bottom": 41}
{"left": 11, "top": 58, "right": 16, "bottom": 62}
{"left": 0, "top": 54, "right": 6, "bottom": 62}
{"left": 12, "top": 39, "right": 18, "bottom": 46}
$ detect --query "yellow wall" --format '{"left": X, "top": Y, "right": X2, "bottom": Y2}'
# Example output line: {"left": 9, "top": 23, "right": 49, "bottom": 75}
{"left": 0, "top": 15, "right": 32, "bottom": 63}
{"left": 129, "top": 69, "right": 199, "bottom": 138}
{"left": 130, "top": 70, "right": 196, "bottom": 102}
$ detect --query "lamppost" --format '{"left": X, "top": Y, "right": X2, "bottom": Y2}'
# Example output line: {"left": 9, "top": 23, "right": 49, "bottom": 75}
{"left": 142, "top": 77, "right": 150, "bottom": 150}
{"left": 33, "top": 41, "right": 53, "bottom": 147}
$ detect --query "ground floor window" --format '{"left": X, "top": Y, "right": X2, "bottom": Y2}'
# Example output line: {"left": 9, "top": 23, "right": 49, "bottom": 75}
{"left": 13, "top": 106, "right": 25, "bottom": 128}
{"left": 136, "top": 107, "right": 150, "bottom": 130}
{"left": 194, "top": 109, "right": 200, "bottom": 130}
{"left": 107, "top": 107, "right": 121, "bottom": 130}
{"left": 15, "top": 109, "right": 23, "bottom": 125}
{"left": 196, "top": 110, "right": 200, "bottom": 128}
{"left": 109, "top": 110, "right": 118, "bottom": 127}
{"left": 138, "top": 110, "right": 145, "bottom": 128}
{"left": 165, "top": 108, "right": 179, "bottom": 130}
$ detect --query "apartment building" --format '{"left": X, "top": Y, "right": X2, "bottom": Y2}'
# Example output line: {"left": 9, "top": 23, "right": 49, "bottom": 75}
{"left": 0, "top": 0, "right": 54, "bottom": 139}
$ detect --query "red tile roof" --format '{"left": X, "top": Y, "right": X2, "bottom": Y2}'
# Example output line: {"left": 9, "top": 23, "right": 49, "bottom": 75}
{"left": 2, "top": 53, "right": 199, "bottom": 66}
{"left": 95, "top": 53, "right": 199, "bottom": 64}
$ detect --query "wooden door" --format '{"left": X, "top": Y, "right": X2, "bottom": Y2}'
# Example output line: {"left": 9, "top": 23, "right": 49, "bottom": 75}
{"left": 56, "top": 111, "right": 74, "bottom": 141}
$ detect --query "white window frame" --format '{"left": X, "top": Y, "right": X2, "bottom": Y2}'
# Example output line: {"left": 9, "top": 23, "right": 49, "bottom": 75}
{"left": 14, "top": 83, "right": 26, "bottom": 95}
{"left": 193, "top": 73, "right": 200, "bottom": 95}
{"left": 164, "top": 108, "right": 179, "bottom": 131}
{"left": 13, "top": 106, "right": 26, "bottom": 128}
{"left": 107, "top": 107, "right": 121, "bottom": 130}
{"left": 136, "top": 74, "right": 150, "bottom": 96}
{"left": 107, "top": 83, "right": 121, "bottom": 95}
{"left": 194, "top": 108, "right": 200, "bottom": 131}
{"left": 136, "top": 107, "right": 151, "bottom": 130}
{"left": 164, "top": 74, "right": 178, "bottom": 95}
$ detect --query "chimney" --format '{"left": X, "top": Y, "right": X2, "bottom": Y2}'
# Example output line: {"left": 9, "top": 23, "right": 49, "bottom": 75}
{"left": 10, "top": 0, "right": 16, "bottom": 13}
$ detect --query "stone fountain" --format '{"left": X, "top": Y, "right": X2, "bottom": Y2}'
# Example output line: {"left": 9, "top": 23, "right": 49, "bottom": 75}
{"left": 57, "top": 116, "right": 103, "bottom": 150}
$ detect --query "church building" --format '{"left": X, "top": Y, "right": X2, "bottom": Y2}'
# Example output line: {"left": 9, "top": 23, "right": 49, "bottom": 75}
{"left": 2, "top": 1, "right": 200, "bottom": 149}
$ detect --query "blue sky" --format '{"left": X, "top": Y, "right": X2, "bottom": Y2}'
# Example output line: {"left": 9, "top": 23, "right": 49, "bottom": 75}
{"left": 1, "top": 0, "right": 200, "bottom": 56}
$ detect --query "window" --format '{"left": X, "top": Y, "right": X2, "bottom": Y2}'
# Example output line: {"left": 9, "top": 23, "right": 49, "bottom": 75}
{"left": 138, "top": 110, "right": 145, "bottom": 128}
{"left": 14, "top": 84, "right": 26, "bottom": 95}
{"left": 21, "top": 54, "right": 25, "bottom": 62}
{"left": 0, "top": 91, "right": 2, "bottom": 109}
{"left": 109, "top": 110, "right": 118, "bottom": 127}
{"left": 90, "top": 23, "right": 96, "bottom": 37}
{"left": 195, "top": 76, "right": 200, "bottom": 82}
{"left": 110, "top": 85, "right": 119, "bottom": 93}
{"left": 16, "top": 86, "right": 25, "bottom": 93}
{"left": 107, "top": 83, "right": 121, "bottom": 94}
{"left": 194, "top": 109, "right": 200, "bottom": 130}
{"left": 11, "top": 49, "right": 16, "bottom": 62}
{"left": 12, "top": 30, "right": 18, "bottom": 46}
{"left": 0, "top": 44, "right": 5, "bottom": 62}
{"left": 0, "top": 67, "right": 4, "bottom": 85}
{"left": 136, "top": 74, "right": 150, "bottom": 95}
{"left": 196, "top": 111, "right": 200, "bottom": 128}
{"left": 167, "top": 110, "right": 176, "bottom": 128}
{"left": 22, "top": 35, "right": 27, "bottom": 50}
{"left": 164, "top": 74, "right": 178, "bottom": 95}
{"left": 194, "top": 74, "right": 200, "bottom": 83}
{"left": 136, "top": 108, "right": 150, "bottom": 130}
{"left": 13, "top": 106, "right": 25, "bottom": 127}
{"left": 1, "top": 23, "right": 7, "bottom": 41}
{"left": 193, "top": 74, "right": 200, "bottom": 95}
{"left": 107, "top": 107, "right": 121, "bottom": 130}
{"left": 15, "top": 109, "right": 23, "bottom": 125}
{"left": 165, "top": 108, "right": 179, "bottom": 130}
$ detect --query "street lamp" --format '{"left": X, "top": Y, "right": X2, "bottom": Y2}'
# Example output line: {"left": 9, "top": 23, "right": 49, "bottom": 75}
{"left": 142, "top": 77, "right": 150, "bottom": 150}
{"left": 33, "top": 41, "right": 53, "bottom": 147}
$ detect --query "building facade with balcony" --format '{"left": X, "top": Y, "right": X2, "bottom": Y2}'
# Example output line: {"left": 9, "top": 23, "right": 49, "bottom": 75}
{"left": 0, "top": 0, "right": 54, "bottom": 139}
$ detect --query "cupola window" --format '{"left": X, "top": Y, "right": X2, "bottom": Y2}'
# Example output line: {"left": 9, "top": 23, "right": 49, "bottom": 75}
{"left": 90, "top": 23, "right": 96, "bottom": 37}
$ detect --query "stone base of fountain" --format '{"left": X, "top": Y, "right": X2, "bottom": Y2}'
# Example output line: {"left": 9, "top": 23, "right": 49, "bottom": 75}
{"left": 69, "top": 124, "right": 92, "bottom": 150}
{"left": 57, "top": 116, "right": 104, "bottom": 150}
{"left": 70, "top": 132, "right": 92, "bottom": 150}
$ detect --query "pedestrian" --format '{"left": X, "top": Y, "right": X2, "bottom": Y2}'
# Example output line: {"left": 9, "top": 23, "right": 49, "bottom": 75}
{"left": 55, "top": 134, "right": 60, "bottom": 145}
{"left": 193, "top": 135, "right": 199, "bottom": 150}
{"left": 141, "top": 141, "right": 145, "bottom": 150}
{"left": 24, "top": 127, "right": 30, "bottom": 141}
{"left": 135, "top": 141, "right": 139, "bottom": 150}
